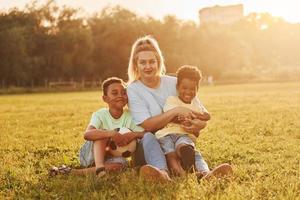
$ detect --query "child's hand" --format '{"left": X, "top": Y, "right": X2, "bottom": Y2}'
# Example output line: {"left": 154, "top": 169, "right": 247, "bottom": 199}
{"left": 112, "top": 133, "right": 129, "bottom": 147}
{"left": 177, "top": 115, "right": 192, "bottom": 127}
{"left": 122, "top": 132, "right": 140, "bottom": 143}
{"left": 191, "top": 119, "right": 207, "bottom": 130}
{"left": 193, "top": 112, "right": 211, "bottom": 121}
{"left": 177, "top": 114, "right": 188, "bottom": 122}
{"left": 135, "top": 131, "right": 146, "bottom": 139}
{"left": 114, "top": 132, "right": 144, "bottom": 146}
{"left": 181, "top": 124, "right": 200, "bottom": 137}
{"left": 181, "top": 119, "right": 206, "bottom": 137}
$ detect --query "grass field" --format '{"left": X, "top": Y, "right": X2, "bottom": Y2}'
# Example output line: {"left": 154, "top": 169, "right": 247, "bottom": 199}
{"left": 1, "top": 82, "right": 300, "bottom": 199}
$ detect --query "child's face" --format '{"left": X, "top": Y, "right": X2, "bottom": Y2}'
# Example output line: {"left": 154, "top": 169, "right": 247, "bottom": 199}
{"left": 103, "top": 83, "right": 128, "bottom": 110}
{"left": 177, "top": 78, "right": 198, "bottom": 104}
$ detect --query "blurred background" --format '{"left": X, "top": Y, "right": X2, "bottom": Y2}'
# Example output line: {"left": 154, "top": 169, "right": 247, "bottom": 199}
{"left": 0, "top": 0, "right": 300, "bottom": 90}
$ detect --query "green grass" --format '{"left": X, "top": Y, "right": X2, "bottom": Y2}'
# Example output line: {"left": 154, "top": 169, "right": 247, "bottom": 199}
{"left": 1, "top": 82, "right": 300, "bottom": 199}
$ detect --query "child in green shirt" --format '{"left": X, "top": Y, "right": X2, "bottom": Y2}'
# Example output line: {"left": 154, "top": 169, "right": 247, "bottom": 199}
{"left": 50, "top": 77, "right": 144, "bottom": 177}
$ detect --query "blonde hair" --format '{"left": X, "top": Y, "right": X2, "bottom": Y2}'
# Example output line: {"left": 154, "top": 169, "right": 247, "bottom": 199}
{"left": 127, "top": 35, "right": 166, "bottom": 83}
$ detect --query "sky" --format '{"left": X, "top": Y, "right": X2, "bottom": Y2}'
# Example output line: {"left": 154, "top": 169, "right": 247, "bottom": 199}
{"left": 0, "top": 0, "right": 300, "bottom": 24}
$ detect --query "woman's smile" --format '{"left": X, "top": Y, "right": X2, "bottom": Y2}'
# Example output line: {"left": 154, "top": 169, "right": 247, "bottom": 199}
{"left": 137, "top": 51, "right": 159, "bottom": 80}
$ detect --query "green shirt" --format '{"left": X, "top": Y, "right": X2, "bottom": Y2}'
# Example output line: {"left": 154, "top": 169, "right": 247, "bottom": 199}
{"left": 89, "top": 108, "right": 143, "bottom": 132}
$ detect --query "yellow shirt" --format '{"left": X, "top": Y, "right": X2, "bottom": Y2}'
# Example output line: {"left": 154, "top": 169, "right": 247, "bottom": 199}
{"left": 155, "top": 96, "right": 207, "bottom": 140}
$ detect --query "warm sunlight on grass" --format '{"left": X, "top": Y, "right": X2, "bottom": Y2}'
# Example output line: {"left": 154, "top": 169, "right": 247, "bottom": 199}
{"left": 1, "top": 82, "right": 299, "bottom": 199}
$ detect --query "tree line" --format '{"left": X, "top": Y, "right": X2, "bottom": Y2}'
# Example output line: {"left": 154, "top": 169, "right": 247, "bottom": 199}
{"left": 1, "top": 1, "right": 300, "bottom": 87}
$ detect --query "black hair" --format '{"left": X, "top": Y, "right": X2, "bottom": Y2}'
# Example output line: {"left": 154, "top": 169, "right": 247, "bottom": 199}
{"left": 176, "top": 65, "right": 202, "bottom": 87}
{"left": 101, "top": 77, "right": 125, "bottom": 95}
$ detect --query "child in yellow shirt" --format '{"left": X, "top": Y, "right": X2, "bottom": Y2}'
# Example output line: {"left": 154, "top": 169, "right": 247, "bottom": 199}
{"left": 156, "top": 65, "right": 232, "bottom": 179}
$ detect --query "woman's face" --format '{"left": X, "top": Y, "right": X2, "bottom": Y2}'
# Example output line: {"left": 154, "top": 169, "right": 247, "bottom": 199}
{"left": 136, "top": 51, "right": 159, "bottom": 80}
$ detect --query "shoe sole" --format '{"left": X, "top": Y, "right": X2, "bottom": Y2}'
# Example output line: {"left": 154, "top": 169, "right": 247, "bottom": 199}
{"left": 203, "top": 163, "right": 233, "bottom": 180}
{"left": 139, "top": 165, "right": 170, "bottom": 182}
{"left": 96, "top": 167, "right": 106, "bottom": 178}
{"left": 179, "top": 145, "right": 195, "bottom": 172}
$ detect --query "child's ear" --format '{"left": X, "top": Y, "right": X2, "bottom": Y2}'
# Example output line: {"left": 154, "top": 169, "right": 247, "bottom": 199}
{"left": 102, "top": 95, "right": 108, "bottom": 103}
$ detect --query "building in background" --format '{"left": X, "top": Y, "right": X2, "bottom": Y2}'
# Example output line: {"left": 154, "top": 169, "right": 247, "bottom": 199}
{"left": 199, "top": 4, "right": 243, "bottom": 25}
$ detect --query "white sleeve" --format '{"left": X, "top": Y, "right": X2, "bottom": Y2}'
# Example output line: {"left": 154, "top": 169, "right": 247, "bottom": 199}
{"left": 127, "top": 86, "right": 151, "bottom": 125}
{"left": 193, "top": 97, "right": 208, "bottom": 113}
{"left": 163, "top": 96, "right": 178, "bottom": 112}
{"left": 88, "top": 112, "right": 103, "bottom": 129}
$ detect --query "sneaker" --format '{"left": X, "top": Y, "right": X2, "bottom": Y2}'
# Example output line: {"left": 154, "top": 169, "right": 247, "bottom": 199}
{"left": 96, "top": 167, "right": 106, "bottom": 178}
{"left": 49, "top": 165, "right": 71, "bottom": 177}
{"left": 179, "top": 145, "right": 195, "bottom": 172}
{"left": 139, "top": 165, "right": 171, "bottom": 182}
{"left": 203, "top": 163, "right": 233, "bottom": 180}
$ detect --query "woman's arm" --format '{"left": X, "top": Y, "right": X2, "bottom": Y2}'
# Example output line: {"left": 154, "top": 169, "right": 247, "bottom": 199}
{"left": 140, "top": 109, "right": 176, "bottom": 132}
{"left": 141, "top": 106, "right": 195, "bottom": 132}
{"left": 127, "top": 82, "right": 198, "bottom": 132}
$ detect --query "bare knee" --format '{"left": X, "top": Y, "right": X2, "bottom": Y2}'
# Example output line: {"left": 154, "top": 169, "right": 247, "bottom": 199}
{"left": 176, "top": 144, "right": 193, "bottom": 157}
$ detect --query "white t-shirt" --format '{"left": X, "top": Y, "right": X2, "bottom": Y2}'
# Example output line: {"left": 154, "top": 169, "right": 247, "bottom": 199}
{"left": 127, "top": 75, "right": 177, "bottom": 125}
{"left": 155, "top": 96, "right": 208, "bottom": 139}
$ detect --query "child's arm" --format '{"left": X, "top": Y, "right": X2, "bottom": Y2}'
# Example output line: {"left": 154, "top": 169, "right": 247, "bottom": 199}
{"left": 192, "top": 98, "right": 211, "bottom": 121}
{"left": 84, "top": 125, "right": 116, "bottom": 141}
{"left": 121, "top": 119, "right": 146, "bottom": 143}
{"left": 118, "top": 131, "right": 146, "bottom": 144}
{"left": 84, "top": 125, "right": 131, "bottom": 147}
{"left": 180, "top": 119, "right": 206, "bottom": 138}
{"left": 141, "top": 105, "right": 195, "bottom": 132}
{"left": 194, "top": 112, "right": 211, "bottom": 121}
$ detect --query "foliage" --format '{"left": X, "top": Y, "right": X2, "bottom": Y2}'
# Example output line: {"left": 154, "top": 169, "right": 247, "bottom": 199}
{"left": 1, "top": 1, "right": 300, "bottom": 87}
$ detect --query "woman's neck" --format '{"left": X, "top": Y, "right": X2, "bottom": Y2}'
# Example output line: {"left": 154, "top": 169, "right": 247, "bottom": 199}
{"left": 140, "top": 76, "right": 161, "bottom": 89}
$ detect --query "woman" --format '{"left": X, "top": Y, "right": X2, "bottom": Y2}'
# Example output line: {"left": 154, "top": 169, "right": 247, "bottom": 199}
{"left": 127, "top": 35, "right": 232, "bottom": 181}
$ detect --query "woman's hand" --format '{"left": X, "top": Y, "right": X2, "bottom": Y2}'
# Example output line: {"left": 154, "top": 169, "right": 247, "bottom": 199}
{"left": 180, "top": 119, "right": 207, "bottom": 137}
{"left": 193, "top": 112, "right": 211, "bottom": 121}
{"left": 177, "top": 115, "right": 192, "bottom": 126}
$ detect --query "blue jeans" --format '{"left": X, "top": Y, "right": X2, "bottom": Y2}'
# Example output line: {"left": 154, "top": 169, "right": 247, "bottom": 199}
{"left": 79, "top": 140, "right": 128, "bottom": 167}
{"left": 195, "top": 151, "right": 210, "bottom": 173}
{"left": 158, "top": 134, "right": 195, "bottom": 154}
{"left": 132, "top": 132, "right": 210, "bottom": 173}
{"left": 158, "top": 134, "right": 210, "bottom": 173}
{"left": 132, "top": 132, "right": 168, "bottom": 171}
